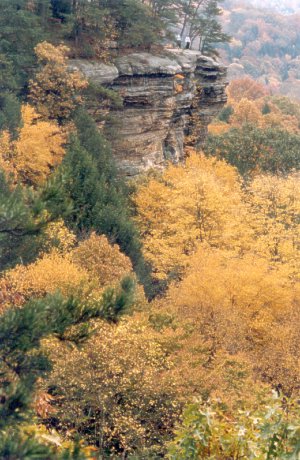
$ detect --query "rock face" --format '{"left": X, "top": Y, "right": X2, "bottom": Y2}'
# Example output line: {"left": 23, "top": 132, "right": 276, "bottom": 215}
{"left": 70, "top": 50, "right": 227, "bottom": 176}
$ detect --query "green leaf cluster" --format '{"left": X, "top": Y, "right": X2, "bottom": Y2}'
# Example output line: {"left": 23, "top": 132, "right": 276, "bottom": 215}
{"left": 168, "top": 394, "right": 300, "bottom": 459}
{"left": 205, "top": 124, "right": 300, "bottom": 176}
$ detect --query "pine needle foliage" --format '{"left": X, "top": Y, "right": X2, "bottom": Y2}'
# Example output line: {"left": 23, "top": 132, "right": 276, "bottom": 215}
{"left": 0, "top": 279, "right": 135, "bottom": 458}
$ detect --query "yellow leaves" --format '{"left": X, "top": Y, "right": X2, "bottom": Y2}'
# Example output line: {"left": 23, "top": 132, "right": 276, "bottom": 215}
{"left": 48, "top": 315, "right": 181, "bottom": 454}
{"left": 208, "top": 121, "right": 231, "bottom": 135}
{"left": 42, "top": 219, "right": 77, "bottom": 255}
{"left": 2, "top": 231, "right": 140, "bottom": 305}
{"left": 135, "top": 149, "right": 299, "bottom": 286}
{"left": 0, "top": 104, "right": 66, "bottom": 186}
{"left": 245, "top": 173, "right": 300, "bottom": 278}
{"left": 230, "top": 97, "right": 264, "bottom": 127}
{"left": 155, "top": 244, "right": 299, "bottom": 393}
{"left": 34, "top": 42, "right": 69, "bottom": 65}
{"left": 0, "top": 130, "right": 17, "bottom": 181}
{"left": 170, "top": 246, "right": 292, "bottom": 322}
{"left": 72, "top": 232, "right": 133, "bottom": 289}
{"left": 15, "top": 105, "right": 65, "bottom": 185}
{"left": 5, "top": 250, "right": 92, "bottom": 300}
{"left": 135, "top": 148, "right": 299, "bottom": 394}
{"left": 29, "top": 42, "right": 88, "bottom": 121}
{"left": 134, "top": 152, "right": 246, "bottom": 280}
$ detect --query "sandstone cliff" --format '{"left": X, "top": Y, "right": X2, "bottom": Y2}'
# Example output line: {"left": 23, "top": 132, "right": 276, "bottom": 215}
{"left": 70, "top": 50, "right": 227, "bottom": 176}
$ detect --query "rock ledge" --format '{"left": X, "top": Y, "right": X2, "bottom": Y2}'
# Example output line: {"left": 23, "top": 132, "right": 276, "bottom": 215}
{"left": 70, "top": 50, "right": 227, "bottom": 176}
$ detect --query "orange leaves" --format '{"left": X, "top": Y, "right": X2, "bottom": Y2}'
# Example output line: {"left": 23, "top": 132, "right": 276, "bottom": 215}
{"left": 213, "top": 77, "right": 300, "bottom": 134}
{"left": 227, "top": 77, "right": 269, "bottom": 104}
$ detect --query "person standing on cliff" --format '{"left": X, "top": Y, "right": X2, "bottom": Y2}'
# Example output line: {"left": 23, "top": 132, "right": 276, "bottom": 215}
{"left": 176, "top": 34, "right": 182, "bottom": 48}
{"left": 185, "top": 36, "right": 191, "bottom": 49}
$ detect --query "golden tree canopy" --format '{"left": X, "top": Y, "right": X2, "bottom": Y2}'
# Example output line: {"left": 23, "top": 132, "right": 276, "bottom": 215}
{"left": 29, "top": 42, "right": 87, "bottom": 121}
{"left": 0, "top": 104, "right": 66, "bottom": 186}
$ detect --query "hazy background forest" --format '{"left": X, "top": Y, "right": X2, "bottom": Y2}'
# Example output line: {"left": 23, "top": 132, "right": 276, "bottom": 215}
{"left": 0, "top": 0, "right": 300, "bottom": 459}
{"left": 219, "top": 0, "right": 300, "bottom": 99}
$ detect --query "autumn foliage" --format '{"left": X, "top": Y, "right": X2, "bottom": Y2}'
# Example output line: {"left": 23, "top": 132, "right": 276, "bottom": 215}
{"left": 0, "top": 26, "right": 300, "bottom": 457}
{"left": 134, "top": 153, "right": 245, "bottom": 281}
{"left": 0, "top": 104, "right": 65, "bottom": 186}
{"left": 29, "top": 42, "right": 87, "bottom": 122}
{"left": 134, "top": 148, "right": 300, "bottom": 396}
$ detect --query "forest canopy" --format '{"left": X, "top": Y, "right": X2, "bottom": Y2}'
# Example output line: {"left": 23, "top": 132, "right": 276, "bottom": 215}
{"left": 0, "top": 2, "right": 300, "bottom": 460}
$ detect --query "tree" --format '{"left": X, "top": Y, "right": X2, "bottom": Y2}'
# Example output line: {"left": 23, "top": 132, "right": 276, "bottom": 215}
{"left": 0, "top": 159, "right": 72, "bottom": 271}
{"left": 179, "top": 0, "right": 230, "bottom": 56}
{"left": 72, "top": 232, "right": 133, "bottom": 290}
{"left": 29, "top": 42, "right": 87, "bottom": 122}
{"left": 104, "top": 0, "right": 164, "bottom": 48}
{"left": 50, "top": 0, "right": 72, "bottom": 21}
{"left": 52, "top": 0, "right": 167, "bottom": 52}
{"left": 46, "top": 315, "right": 181, "bottom": 457}
{"left": 0, "top": 54, "right": 22, "bottom": 136}
{"left": 230, "top": 97, "right": 264, "bottom": 127}
{"left": 179, "top": 0, "right": 207, "bottom": 38}
{"left": 59, "top": 135, "right": 144, "bottom": 277}
{"left": 193, "top": 0, "right": 230, "bottom": 56}
{"left": 134, "top": 152, "right": 246, "bottom": 281}
{"left": 3, "top": 231, "right": 138, "bottom": 306}
{"left": 0, "top": 93, "right": 22, "bottom": 138}
{"left": 142, "top": 0, "right": 180, "bottom": 28}
{"left": 4, "top": 249, "right": 92, "bottom": 302}
{"left": 1, "top": 104, "right": 66, "bottom": 186}
{"left": 227, "top": 77, "right": 269, "bottom": 104}
{"left": 0, "top": 0, "right": 47, "bottom": 91}
{"left": 158, "top": 242, "right": 300, "bottom": 392}
{"left": 0, "top": 281, "right": 135, "bottom": 458}
{"left": 245, "top": 173, "right": 300, "bottom": 277}
{"left": 204, "top": 124, "right": 300, "bottom": 176}
{"left": 53, "top": 111, "right": 151, "bottom": 294}
{"left": 0, "top": 171, "right": 45, "bottom": 270}
{"left": 168, "top": 394, "right": 300, "bottom": 459}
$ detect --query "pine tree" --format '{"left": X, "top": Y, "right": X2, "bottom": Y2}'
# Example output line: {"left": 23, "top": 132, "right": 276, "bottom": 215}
{"left": 194, "top": 0, "right": 230, "bottom": 56}
{"left": 55, "top": 112, "right": 151, "bottom": 294}
{"left": 0, "top": 171, "right": 41, "bottom": 269}
{"left": 0, "top": 278, "right": 135, "bottom": 458}
{"left": 0, "top": 168, "right": 70, "bottom": 270}
{"left": 0, "top": 0, "right": 47, "bottom": 91}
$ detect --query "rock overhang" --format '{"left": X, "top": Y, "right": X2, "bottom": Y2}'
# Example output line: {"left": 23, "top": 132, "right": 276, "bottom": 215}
{"left": 69, "top": 49, "right": 227, "bottom": 176}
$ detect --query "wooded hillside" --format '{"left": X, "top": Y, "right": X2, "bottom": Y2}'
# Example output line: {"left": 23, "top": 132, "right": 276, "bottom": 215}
{"left": 0, "top": 2, "right": 300, "bottom": 459}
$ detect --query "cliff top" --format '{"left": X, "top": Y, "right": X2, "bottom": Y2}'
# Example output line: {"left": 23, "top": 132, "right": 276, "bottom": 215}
{"left": 69, "top": 50, "right": 225, "bottom": 85}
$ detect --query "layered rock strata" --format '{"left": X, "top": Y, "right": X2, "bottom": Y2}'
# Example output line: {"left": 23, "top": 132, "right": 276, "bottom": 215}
{"left": 70, "top": 50, "right": 227, "bottom": 176}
